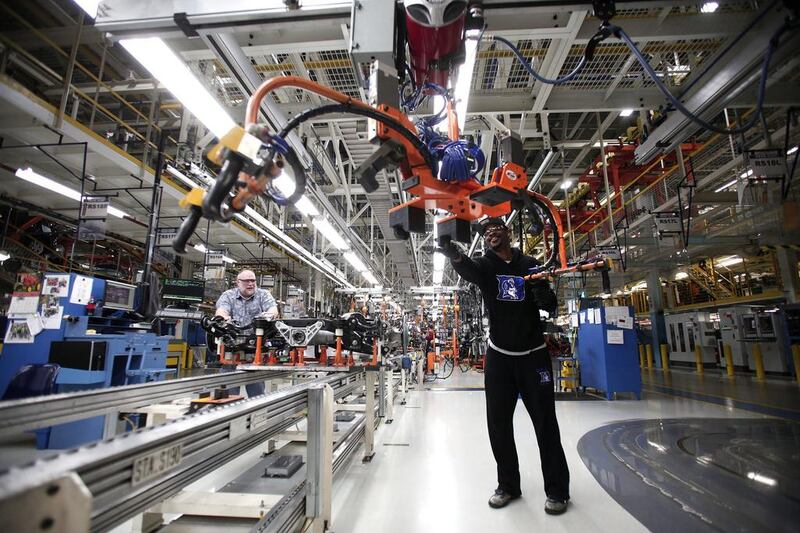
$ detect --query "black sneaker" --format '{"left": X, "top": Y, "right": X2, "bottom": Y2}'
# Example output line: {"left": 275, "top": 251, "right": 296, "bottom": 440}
{"left": 544, "top": 497, "right": 569, "bottom": 515}
{"left": 488, "top": 489, "right": 520, "bottom": 509}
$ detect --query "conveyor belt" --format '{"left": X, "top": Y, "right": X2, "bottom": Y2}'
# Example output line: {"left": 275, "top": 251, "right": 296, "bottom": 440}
{"left": 0, "top": 371, "right": 365, "bottom": 533}
{"left": 0, "top": 370, "right": 293, "bottom": 437}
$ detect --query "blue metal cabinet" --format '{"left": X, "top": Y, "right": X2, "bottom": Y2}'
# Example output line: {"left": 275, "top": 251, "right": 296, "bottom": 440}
{"left": 576, "top": 306, "right": 641, "bottom": 400}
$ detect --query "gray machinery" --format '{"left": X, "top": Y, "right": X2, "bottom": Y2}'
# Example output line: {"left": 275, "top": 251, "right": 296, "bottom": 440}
{"left": 664, "top": 311, "right": 718, "bottom": 367}
{"left": 719, "top": 306, "right": 790, "bottom": 374}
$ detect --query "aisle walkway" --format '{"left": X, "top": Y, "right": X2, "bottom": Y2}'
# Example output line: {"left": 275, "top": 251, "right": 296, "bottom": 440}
{"left": 331, "top": 369, "right": 771, "bottom": 533}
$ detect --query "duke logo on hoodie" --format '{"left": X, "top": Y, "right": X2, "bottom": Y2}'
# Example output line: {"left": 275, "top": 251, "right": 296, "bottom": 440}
{"left": 496, "top": 275, "right": 525, "bottom": 301}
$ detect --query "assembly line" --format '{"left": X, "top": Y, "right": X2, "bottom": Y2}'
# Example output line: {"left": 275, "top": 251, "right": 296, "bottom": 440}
{"left": 0, "top": 1, "right": 798, "bottom": 532}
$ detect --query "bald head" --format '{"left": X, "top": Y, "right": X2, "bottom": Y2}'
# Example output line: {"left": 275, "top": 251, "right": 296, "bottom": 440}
{"left": 236, "top": 269, "right": 257, "bottom": 297}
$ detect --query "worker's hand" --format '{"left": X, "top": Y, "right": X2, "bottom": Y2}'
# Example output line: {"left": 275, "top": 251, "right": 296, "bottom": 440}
{"left": 256, "top": 309, "right": 279, "bottom": 320}
{"left": 528, "top": 278, "right": 557, "bottom": 316}
{"left": 435, "top": 241, "right": 461, "bottom": 261}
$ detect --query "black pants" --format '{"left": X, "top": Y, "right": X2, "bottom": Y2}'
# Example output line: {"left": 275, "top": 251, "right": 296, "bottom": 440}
{"left": 484, "top": 346, "right": 570, "bottom": 500}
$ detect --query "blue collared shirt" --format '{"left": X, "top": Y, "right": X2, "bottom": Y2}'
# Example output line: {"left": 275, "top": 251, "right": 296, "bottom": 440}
{"left": 215, "top": 288, "right": 277, "bottom": 327}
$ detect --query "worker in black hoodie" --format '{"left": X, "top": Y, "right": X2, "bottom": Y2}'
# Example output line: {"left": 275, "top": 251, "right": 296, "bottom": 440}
{"left": 438, "top": 216, "right": 570, "bottom": 515}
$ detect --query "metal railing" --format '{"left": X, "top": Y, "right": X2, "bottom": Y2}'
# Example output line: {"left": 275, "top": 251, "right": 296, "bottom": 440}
{"left": 0, "top": 3, "right": 179, "bottom": 165}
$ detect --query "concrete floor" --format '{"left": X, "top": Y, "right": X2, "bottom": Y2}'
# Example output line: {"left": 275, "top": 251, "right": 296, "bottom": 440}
{"left": 105, "top": 365, "right": 798, "bottom": 532}
{"left": 329, "top": 367, "right": 790, "bottom": 533}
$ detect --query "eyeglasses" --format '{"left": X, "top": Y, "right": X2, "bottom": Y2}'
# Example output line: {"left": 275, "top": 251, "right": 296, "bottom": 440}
{"left": 483, "top": 225, "right": 508, "bottom": 234}
{"left": 237, "top": 279, "right": 257, "bottom": 284}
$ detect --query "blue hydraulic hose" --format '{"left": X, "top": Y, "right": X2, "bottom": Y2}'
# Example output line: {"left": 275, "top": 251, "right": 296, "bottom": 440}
{"left": 611, "top": 23, "right": 788, "bottom": 135}
{"left": 492, "top": 35, "right": 587, "bottom": 85}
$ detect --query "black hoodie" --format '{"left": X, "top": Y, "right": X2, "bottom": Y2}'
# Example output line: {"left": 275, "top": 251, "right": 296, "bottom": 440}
{"left": 451, "top": 248, "right": 556, "bottom": 354}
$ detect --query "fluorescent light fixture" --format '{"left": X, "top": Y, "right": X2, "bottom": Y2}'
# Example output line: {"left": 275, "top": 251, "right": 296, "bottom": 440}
{"left": 620, "top": 109, "right": 634, "bottom": 117}
{"left": 717, "top": 255, "right": 743, "bottom": 268}
{"left": 16, "top": 167, "right": 82, "bottom": 202}
{"left": 166, "top": 166, "right": 199, "bottom": 189}
{"left": 0, "top": 250, "right": 10, "bottom": 262}
{"left": 16, "top": 167, "right": 129, "bottom": 219}
{"left": 454, "top": 28, "right": 481, "bottom": 132}
{"left": 432, "top": 269, "right": 444, "bottom": 285}
{"left": 747, "top": 472, "right": 777, "bottom": 487}
{"left": 714, "top": 178, "right": 738, "bottom": 193}
{"left": 433, "top": 251, "right": 446, "bottom": 272}
{"left": 120, "top": 38, "right": 236, "bottom": 138}
{"left": 73, "top": 0, "right": 99, "bottom": 17}
{"left": 107, "top": 206, "right": 129, "bottom": 219}
{"left": 343, "top": 251, "right": 368, "bottom": 272}
{"left": 674, "top": 271, "right": 689, "bottom": 280}
{"left": 293, "top": 195, "right": 319, "bottom": 217}
{"left": 312, "top": 217, "right": 350, "bottom": 250}
{"left": 592, "top": 140, "right": 622, "bottom": 148}
{"left": 222, "top": 255, "right": 236, "bottom": 264}
{"left": 740, "top": 169, "right": 754, "bottom": 179}
{"left": 701, "top": 2, "right": 719, "bottom": 13}
{"left": 193, "top": 243, "right": 208, "bottom": 253}
{"left": 240, "top": 207, "right": 350, "bottom": 287}
{"left": 362, "top": 271, "right": 379, "bottom": 285}
{"left": 560, "top": 179, "right": 573, "bottom": 190}
{"left": 236, "top": 206, "right": 354, "bottom": 288}
{"left": 787, "top": 146, "right": 798, "bottom": 155}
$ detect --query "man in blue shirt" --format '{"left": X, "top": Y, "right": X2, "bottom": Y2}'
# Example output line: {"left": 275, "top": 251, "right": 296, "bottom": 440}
{"left": 214, "top": 269, "right": 278, "bottom": 396}
{"left": 215, "top": 269, "right": 278, "bottom": 324}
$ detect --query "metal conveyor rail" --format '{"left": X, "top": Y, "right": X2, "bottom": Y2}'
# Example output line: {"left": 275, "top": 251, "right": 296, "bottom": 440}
{"left": 0, "top": 369, "right": 294, "bottom": 437}
{"left": 0, "top": 371, "right": 365, "bottom": 533}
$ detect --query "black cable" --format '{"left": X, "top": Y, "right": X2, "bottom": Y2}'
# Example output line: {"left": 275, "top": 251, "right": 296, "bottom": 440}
{"left": 277, "top": 103, "right": 438, "bottom": 172}
{"left": 783, "top": 107, "right": 799, "bottom": 199}
{"left": 610, "top": 20, "right": 793, "bottom": 135}
{"left": 493, "top": 35, "right": 586, "bottom": 85}
{"left": 521, "top": 193, "right": 561, "bottom": 271}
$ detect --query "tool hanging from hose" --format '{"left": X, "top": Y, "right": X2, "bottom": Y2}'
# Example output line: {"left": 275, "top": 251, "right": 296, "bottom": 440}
{"left": 170, "top": 70, "right": 612, "bottom": 283}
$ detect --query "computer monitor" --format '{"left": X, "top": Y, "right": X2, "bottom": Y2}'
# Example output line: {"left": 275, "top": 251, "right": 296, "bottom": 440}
{"left": 104, "top": 280, "right": 137, "bottom": 311}
{"left": 162, "top": 278, "right": 205, "bottom": 304}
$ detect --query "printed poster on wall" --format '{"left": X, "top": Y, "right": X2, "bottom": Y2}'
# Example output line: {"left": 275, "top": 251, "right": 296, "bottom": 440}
{"left": 8, "top": 272, "right": 42, "bottom": 317}
{"left": 607, "top": 330, "right": 625, "bottom": 344}
{"left": 5, "top": 319, "right": 35, "bottom": 344}
{"left": 40, "top": 294, "right": 64, "bottom": 329}
{"left": 69, "top": 275, "right": 94, "bottom": 305}
{"left": 42, "top": 274, "right": 70, "bottom": 297}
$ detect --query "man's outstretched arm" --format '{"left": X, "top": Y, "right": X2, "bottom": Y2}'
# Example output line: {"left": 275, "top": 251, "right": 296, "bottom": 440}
{"left": 437, "top": 242, "right": 484, "bottom": 285}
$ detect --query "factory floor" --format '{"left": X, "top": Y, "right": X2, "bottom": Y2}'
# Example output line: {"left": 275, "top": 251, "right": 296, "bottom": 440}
{"left": 330, "top": 366, "right": 800, "bottom": 533}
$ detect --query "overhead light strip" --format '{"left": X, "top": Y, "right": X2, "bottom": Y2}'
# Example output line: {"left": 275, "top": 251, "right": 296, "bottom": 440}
{"left": 15, "top": 167, "right": 130, "bottom": 219}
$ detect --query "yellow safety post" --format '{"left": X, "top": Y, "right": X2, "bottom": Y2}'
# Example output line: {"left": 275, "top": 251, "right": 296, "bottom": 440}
{"left": 723, "top": 344, "right": 735, "bottom": 378}
{"left": 660, "top": 344, "right": 670, "bottom": 372}
{"left": 753, "top": 343, "right": 765, "bottom": 381}
{"left": 793, "top": 345, "right": 800, "bottom": 385}
{"left": 639, "top": 344, "right": 645, "bottom": 368}
{"left": 694, "top": 345, "right": 704, "bottom": 375}
{"left": 646, "top": 344, "right": 654, "bottom": 370}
